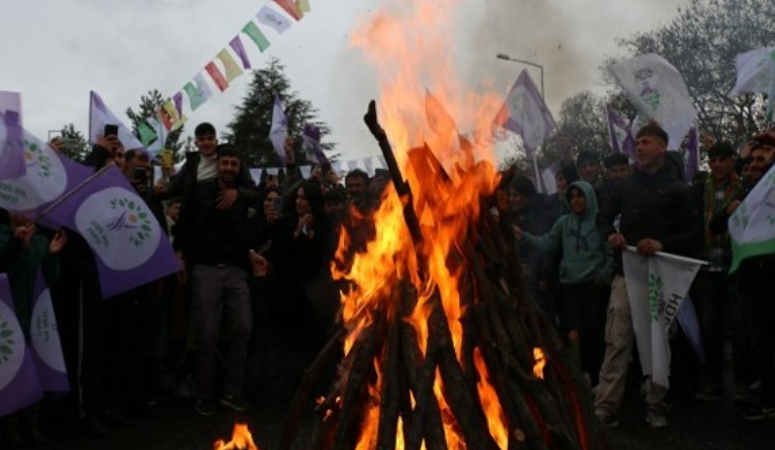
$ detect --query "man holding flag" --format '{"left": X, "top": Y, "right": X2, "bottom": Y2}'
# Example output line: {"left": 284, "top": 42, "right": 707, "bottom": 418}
{"left": 709, "top": 136, "right": 775, "bottom": 420}
{"left": 594, "top": 123, "right": 702, "bottom": 428}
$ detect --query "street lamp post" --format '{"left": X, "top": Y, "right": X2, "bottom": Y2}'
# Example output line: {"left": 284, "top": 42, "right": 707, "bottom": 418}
{"left": 496, "top": 53, "right": 545, "bottom": 99}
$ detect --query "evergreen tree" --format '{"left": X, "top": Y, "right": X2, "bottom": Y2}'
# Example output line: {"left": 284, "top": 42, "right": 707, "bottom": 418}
{"left": 58, "top": 123, "right": 90, "bottom": 162}
{"left": 125, "top": 89, "right": 185, "bottom": 161}
{"left": 226, "top": 58, "right": 335, "bottom": 168}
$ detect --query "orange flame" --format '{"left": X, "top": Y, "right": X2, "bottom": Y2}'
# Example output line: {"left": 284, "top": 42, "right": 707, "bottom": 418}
{"left": 335, "top": 0, "right": 505, "bottom": 447}
{"left": 473, "top": 349, "right": 509, "bottom": 449}
{"left": 533, "top": 348, "right": 547, "bottom": 380}
{"left": 213, "top": 422, "right": 259, "bottom": 450}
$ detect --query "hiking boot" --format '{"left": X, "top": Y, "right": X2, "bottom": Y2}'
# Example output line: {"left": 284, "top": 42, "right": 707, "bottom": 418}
{"left": 219, "top": 392, "right": 251, "bottom": 412}
{"left": 646, "top": 408, "right": 668, "bottom": 428}
{"left": 194, "top": 397, "right": 218, "bottom": 416}
{"left": 741, "top": 405, "right": 775, "bottom": 421}
{"left": 594, "top": 410, "right": 619, "bottom": 428}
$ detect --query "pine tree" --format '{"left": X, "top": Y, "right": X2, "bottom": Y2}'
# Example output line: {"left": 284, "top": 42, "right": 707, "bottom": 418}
{"left": 225, "top": 58, "right": 335, "bottom": 168}
{"left": 125, "top": 89, "right": 185, "bottom": 161}
{"left": 58, "top": 123, "right": 90, "bottom": 162}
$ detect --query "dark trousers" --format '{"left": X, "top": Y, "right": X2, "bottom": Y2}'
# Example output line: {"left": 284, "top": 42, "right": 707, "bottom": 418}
{"left": 191, "top": 264, "right": 252, "bottom": 400}
{"left": 562, "top": 282, "right": 609, "bottom": 385}
{"left": 690, "top": 270, "right": 733, "bottom": 387}
{"left": 741, "top": 263, "right": 775, "bottom": 407}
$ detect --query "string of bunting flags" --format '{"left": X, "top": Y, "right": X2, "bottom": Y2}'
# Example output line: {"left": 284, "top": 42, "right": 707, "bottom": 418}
{"left": 245, "top": 154, "right": 389, "bottom": 186}
{"left": 137, "top": 0, "right": 313, "bottom": 151}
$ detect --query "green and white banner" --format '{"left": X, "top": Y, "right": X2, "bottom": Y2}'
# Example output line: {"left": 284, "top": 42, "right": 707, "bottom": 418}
{"left": 622, "top": 247, "right": 704, "bottom": 388}
{"left": 729, "top": 163, "right": 775, "bottom": 272}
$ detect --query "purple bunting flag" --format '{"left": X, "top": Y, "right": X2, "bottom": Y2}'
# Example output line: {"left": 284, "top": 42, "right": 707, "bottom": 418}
{"left": 44, "top": 165, "right": 181, "bottom": 299}
{"left": 0, "top": 274, "right": 44, "bottom": 417}
{"left": 29, "top": 271, "right": 69, "bottom": 392}
{"left": 173, "top": 92, "right": 184, "bottom": 117}
{"left": 229, "top": 36, "right": 252, "bottom": 70}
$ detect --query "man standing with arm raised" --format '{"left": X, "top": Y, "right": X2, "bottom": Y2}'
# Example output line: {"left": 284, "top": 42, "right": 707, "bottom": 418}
{"left": 593, "top": 123, "right": 702, "bottom": 428}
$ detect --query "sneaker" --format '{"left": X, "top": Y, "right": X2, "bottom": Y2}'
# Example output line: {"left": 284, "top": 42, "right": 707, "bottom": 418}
{"left": 219, "top": 392, "right": 251, "bottom": 412}
{"left": 194, "top": 398, "right": 218, "bottom": 416}
{"left": 695, "top": 385, "right": 723, "bottom": 402}
{"left": 594, "top": 411, "right": 619, "bottom": 428}
{"left": 646, "top": 408, "right": 668, "bottom": 428}
{"left": 741, "top": 405, "right": 775, "bottom": 421}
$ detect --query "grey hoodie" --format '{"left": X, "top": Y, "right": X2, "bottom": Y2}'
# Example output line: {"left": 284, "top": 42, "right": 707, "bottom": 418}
{"left": 523, "top": 181, "right": 613, "bottom": 285}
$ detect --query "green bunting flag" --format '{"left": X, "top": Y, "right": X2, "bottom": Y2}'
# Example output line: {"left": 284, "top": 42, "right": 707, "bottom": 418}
{"left": 137, "top": 121, "right": 158, "bottom": 146}
{"left": 242, "top": 21, "right": 271, "bottom": 52}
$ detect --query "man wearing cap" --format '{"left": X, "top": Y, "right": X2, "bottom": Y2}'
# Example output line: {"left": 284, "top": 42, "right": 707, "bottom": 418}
{"left": 690, "top": 141, "right": 743, "bottom": 402}
{"left": 594, "top": 123, "right": 702, "bottom": 428}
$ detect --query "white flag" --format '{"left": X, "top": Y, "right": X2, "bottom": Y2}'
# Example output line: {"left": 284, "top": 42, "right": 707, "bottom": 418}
{"left": 256, "top": 5, "right": 292, "bottom": 34}
{"left": 249, "top": 168, "right": 263, "bottom": 185}
{"left": 622, "top": 247, "right": 704, "bottom": 388}
{"left": 608, "top": 54, "right": 697, "bottom": 150}
{"left": 494, "top": 70, "right": 555, "bottom": 156}
{"left": 89, "top": 91, "right": 147, "bottom": 153}
{"left": 730, "top": 47, "right": 775, "bottom": 95}
{"left": 299, "top": 165, "right": 312, "bottom": 179}
{"left": 728, "top": 162, "right": 775, "bottom": 272}
{"left": 269, "top": 95, "right": 288, "bottom": 165}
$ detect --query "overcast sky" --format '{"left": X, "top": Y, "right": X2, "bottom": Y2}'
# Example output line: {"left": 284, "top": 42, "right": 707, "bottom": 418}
{"left": 0, "top": 0, "right": 688, "bottom": 163}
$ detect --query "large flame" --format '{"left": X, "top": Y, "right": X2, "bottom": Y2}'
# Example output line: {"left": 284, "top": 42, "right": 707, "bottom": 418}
{"left": 213, "top": 422, "right": 259, "bottom": 450}
{"left": 334, "top": 0, "right": 505, "bottom": 448}
{"left": 473, "top": 349, "right": 509, "bottom": 449}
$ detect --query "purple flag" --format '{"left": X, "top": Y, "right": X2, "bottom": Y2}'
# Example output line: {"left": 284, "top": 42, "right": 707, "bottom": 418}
{"left": 270, "top": 95, "right": 288, "bottom": 165}
{"left": 229, "top": 36, "right": 252, "bottom": 70}
{"left": 685, "top": 127, "right": 699, "bottom": 182}
{"left": 0, "top": 274, "right": 44, "bottom": 417}
{"left": 494, "top": 70, "right": 556, "bottom": 156}
{"left": 302, "top": 123, "right": 327, "bottom": 164}
{"left": 0, "top": 110, "right": 28, "bottom": 181}
{"left": 28, "top": 271, "right": 70, "bottom": 392}
{"left": 0, "top": 125, "right": 92, "bottom": 225}
{"left": 44, "top": 165, "right": 181, "bottom": 298}
{"left": 89, "top": 91, "right": 148, "bottom": 153}
{"left": 606, "top": 105, "right": 637, "bottom": 163}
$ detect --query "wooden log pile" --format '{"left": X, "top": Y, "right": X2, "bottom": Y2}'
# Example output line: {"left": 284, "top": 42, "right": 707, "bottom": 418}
{"left": 280, "top": 102, "right": 610, "bottom": 450}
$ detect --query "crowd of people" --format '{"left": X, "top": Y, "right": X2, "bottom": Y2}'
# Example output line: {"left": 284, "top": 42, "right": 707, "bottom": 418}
{"left": 1, "top": 119, "right": 774, "bottom": 447}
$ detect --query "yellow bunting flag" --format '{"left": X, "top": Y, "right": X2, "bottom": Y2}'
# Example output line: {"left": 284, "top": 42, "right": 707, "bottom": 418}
{"left": 216, "top": 49, "right": 244, "bottom": 83}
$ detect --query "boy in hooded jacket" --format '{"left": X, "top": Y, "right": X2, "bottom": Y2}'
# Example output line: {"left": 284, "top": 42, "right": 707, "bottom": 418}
{"left": 514, "top": 181, "right": 612, "bottom": 386}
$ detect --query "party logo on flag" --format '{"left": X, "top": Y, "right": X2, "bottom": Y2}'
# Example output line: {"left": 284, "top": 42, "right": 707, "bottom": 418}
{"left": 0, "top": 131, "right": 67, "bottom": 211}
{"left": 29, "top": 271, "right": 69, "bottom": 392}
{"left": 75, "top": 187, "right": 162, "bottom": 271}
{"left": 0, "top": 300, "right": 25, "bottom": 385}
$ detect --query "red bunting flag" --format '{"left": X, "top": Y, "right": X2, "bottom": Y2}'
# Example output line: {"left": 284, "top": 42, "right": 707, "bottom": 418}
{"left": 205, "top": 62, "right": 229, "bottom": 92}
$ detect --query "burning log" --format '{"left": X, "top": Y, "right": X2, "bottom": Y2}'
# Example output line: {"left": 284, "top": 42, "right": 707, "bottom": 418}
{"left": 282, "top": 101, "right": 609, "bottom": 450}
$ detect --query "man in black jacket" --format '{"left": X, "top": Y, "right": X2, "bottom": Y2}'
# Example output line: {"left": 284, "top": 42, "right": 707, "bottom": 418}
{"left": 175, "top": 144, "right": 254, "bottom": 416}
{"left": 593, "top": 124, "right": 702, "bottom": 428}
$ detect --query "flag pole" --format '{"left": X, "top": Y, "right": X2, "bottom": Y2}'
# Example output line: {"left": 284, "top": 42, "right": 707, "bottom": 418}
{"left": 33, "top": 163, "right": 114, "bottom": 224}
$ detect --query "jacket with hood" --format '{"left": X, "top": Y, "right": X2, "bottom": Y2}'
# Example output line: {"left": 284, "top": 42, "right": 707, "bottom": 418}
{"left": 523, "top": 181, "right": 613, "bottom": 285}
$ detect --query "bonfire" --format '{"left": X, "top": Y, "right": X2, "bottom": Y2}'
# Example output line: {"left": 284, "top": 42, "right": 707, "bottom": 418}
{"left": 281, "top": 1, "right": 608, "bottom": 449}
